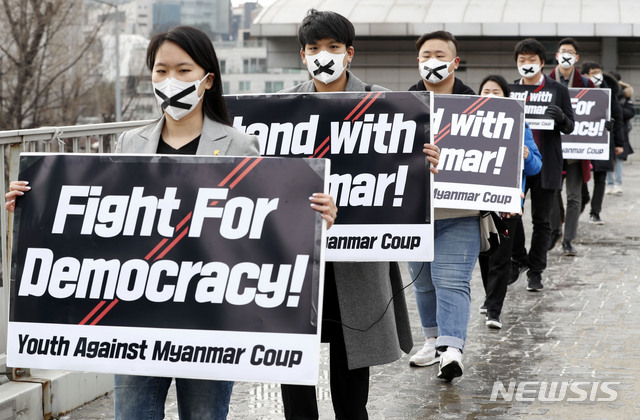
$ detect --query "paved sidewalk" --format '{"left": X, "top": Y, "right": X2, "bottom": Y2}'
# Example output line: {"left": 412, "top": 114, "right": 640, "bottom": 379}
{"left": 58, "top": 161, "right": 640, "bottom": 420}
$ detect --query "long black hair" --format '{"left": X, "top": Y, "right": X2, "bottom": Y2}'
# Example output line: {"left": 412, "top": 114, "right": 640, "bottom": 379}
{"left": 146, "top": 26, "right": 231, "bottom": 125}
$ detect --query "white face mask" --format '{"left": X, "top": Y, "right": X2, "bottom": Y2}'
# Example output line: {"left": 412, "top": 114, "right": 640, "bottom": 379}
{"left": 305, "top": 50, "right": 346, "bottom": 84}
{"left": 518, "top": 63, "right": 541, "bottom": 78}
{"left": 153, "top": 73, "right": 210, "bottom": 120}
{"left": 558, "top": 52, "right": 576, "bottom": 69}
{"left": 590, "top": 73, "right": 603, "bottom": 86}
{"left": 419, "top": 57, "right": 456, "bottom": 84}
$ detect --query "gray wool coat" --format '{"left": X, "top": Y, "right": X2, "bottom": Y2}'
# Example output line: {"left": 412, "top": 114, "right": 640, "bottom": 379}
{"left": 281, "top": 72, "right": 414, "bottom": 370}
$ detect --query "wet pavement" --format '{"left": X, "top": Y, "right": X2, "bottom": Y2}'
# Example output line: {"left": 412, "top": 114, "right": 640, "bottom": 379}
{"left": 58, "top": 161, "right": 640, "bottom": 420}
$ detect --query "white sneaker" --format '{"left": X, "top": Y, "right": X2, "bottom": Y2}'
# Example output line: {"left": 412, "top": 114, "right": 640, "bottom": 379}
{"left": 437, "top": 347, "right": 464, "bottom": 381}
{"left": 613, "top": 185, "right": 623, "bottom": 195}
{"left": 409, "top": 341, "right": 440, "bottom": 367}
{"left": 605, "top": 185, "right": 613, "bottom": 195}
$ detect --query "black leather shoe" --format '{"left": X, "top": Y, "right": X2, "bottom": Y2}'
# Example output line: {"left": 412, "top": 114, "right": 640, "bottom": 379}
{"left": 562, "top": 240, "right": 577, "bottom": 257}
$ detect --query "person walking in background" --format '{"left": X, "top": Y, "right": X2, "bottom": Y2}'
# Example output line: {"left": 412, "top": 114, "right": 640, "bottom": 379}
{"left": 407, "top": 30, "right": 481, "bottom": 382}
{"left": 478, "top": 75, "right": 542, "bottom": 329}
{"left": 607, "top": 71, "right": 635, "bottom": 195}
{"left": 548, "top": 38, "right": 595, "bottom": 257}
{"left": 509, "top": 38, "right": 574, "bottom": 291}
{"left": 580, "top": 62, "right": 625, "bottom": 225}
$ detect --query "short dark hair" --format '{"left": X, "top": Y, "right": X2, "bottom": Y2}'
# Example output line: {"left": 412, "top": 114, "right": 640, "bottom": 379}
{"left": 557, "top": 37, "right": 579, "bottom": 53}
{"left": 581, "top": 61, "right": 602, "bottom": 75}
{"left": 146, "top": 26, "right": 231, "bottom": 126}
{"left": 415, "top": 30, "right": 458, "bottom": 55}
{"left": 514, "top": 38, "right": 546, "bottom": 64}
{"left": 479, "top": 74, "right": 511, "bottom": 97}
{"left": 297, "top": 9, "right": 355, "bottom": 48}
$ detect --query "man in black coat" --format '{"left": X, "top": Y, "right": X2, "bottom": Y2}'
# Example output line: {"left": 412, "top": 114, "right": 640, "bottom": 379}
{"left": 548, "top": 37, "right": 595, "bottom": 257}
{"left": 511, "top": 38, "right": 575, "bottom": 292}
{"left": 580, "top": 62, "right": 625, "bottom": 224}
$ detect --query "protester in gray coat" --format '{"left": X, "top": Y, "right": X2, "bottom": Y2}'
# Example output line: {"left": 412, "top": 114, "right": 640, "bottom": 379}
{"left": 278, "top": 9, "right": 439, "bottom": 420}
{"left": 6, "top": 25, "right": 337, "bottom": 420}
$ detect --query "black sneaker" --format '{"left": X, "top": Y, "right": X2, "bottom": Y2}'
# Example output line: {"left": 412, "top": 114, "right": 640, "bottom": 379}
{"left": 486, "top": 313, "right": 502, "bottom": 329}
{"left": 589, "top": 214, "right": 604, "bottom": 225}
{"left": 562, "top": 240, "right": 577, "bottom": 257}
{"left": 527, "top": 273, "right": 543, "bottom": 292}
{"left": 479, "top": 305, "right": 487, "bottom": 314}
{"left": 508, "top": 260, "right": 527, "bottom": 285}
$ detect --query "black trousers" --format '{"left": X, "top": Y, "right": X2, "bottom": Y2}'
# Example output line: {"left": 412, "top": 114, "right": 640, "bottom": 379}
{"left": 281, "top": 263, "right": 370, "bottom": 420}
{"left": 522, "top": 173, "right": 556, "bottom": 275}
{"left": 550, "top": 188, "right": 565, "bottom": 236}
{"left": 590, "top": 171, "right": 607, "bottom": 216}
{"left": 479, "top": 216, "right": 520, "bottom": 316}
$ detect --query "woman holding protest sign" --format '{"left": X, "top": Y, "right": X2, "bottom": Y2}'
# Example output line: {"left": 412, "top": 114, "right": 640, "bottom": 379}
{"left": 6, "top": 25, "right": 336, "bottom": 420}
{"left": 477, "top": 75, "right": 542, "bottom": 329}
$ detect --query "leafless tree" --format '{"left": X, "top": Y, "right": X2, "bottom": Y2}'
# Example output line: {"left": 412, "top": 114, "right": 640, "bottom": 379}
{"left": 0, "top": 0, "right": 105, "bottom": 129}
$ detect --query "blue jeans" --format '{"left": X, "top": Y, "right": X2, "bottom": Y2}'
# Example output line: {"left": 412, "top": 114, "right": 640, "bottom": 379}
{"left": 408, "top": 216, "right": 480, "bottom": 352}
{"left": 114, "top": 374, "right": 233, "bottom": 420}
{"left": 606, "top": 157, "right": 623, "bottom": 186}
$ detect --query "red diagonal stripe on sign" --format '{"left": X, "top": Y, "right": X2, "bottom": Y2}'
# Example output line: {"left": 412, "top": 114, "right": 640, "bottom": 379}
{"left": 434, "top": 128, "right": 451, "bottom": 145}
{"left": 317, "top": 145, "right": 331, "bottom": 159}
{"left": 465, "top": 96, "right": 491, "bottom": 115}
{"left": 461, "top": 96, "right": 486, "bottom": 113}
{"left": 144, "top": 213, "right": 192, "bottom": 261}
{"left": 219, "top": 157, "right": 251, "bottom": 187}
{"left": 89, "top": 299, "right": 120, "bottom": 325}
{"left": 79, "top": 300, "right": 107, "bottom": 325}
{"left": 311, "top": 136, "right": 331, "bottom": 158}
{"left": 229, "top": 158, "right": 263, "bottom": 189}
{"left": 576, "top": 89, "right": 589, "bottom": 99}
{"left": 154, "top": 226, "right": 190, "bottom": 261}
{"left": 145, "top": 238, "right": 169, "bottom": 261}
{"left": 344, "top": 92, "right": 373, "bottom": 120}
{"left": 81, "top": 157, "right": 262, "bottom": 326}
{"left": 352, "top": 92, "right": 383, "bottom": 121}
{"left": 434, "top": 123, "right": 451, "bottom": 143}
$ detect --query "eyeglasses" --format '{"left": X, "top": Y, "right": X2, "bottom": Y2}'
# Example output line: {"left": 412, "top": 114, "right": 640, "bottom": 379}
{"left": 558, "top": 50, "right": 577, "bottom": 55}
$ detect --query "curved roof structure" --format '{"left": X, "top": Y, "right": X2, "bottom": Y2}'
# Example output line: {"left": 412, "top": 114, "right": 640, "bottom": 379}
{"left": 252, "top": 0, "right": 640, "bottom": 37}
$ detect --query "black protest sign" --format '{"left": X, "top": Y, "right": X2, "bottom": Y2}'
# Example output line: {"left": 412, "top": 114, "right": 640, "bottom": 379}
{"left": 8, "top": 154, "right": 327, "bottom": 384}
{"left": 562, "top": 88, "right": 611, "bottom": 160}
{"left": 432, "top": 94, "right": 524, "bottom": 213}
{"left": 226, "top": 91, "right": 434, "bottom": 262}
{"left": 509, "top": 84, "right": 557, "bottom": 130}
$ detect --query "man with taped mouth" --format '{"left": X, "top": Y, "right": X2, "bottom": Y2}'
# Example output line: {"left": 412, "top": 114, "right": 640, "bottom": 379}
{"left": 406, "top": 30, "right": 480, "bottom": 382}
{"left": 510, "top": 38, "right": 575, "bottom": 292}
{"left": 548, "top": 37, "right": 596, "bottom": 257}
{"left": 278, "top": 9, "right": 440, "bottom": 419}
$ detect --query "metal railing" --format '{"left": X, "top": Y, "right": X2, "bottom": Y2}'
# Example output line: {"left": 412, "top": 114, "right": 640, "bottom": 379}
{"left": 0, "top": 120, "right": 154, "bottom": 365}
